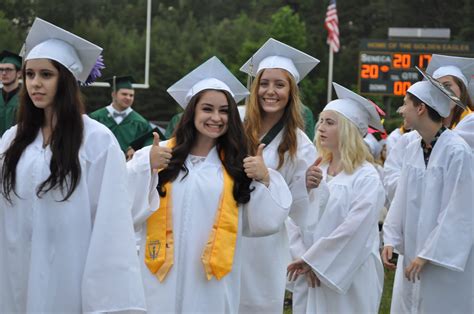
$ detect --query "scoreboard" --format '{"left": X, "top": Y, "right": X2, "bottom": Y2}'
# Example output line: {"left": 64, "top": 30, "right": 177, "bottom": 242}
{"left": 358, "top": 39, "right": 474, "bottom": 96}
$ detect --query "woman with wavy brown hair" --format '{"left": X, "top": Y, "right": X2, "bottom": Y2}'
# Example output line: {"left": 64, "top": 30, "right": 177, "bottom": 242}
{"left": 237, "top": 38, "right": 319, "bottom": 313}
{"left": 127, "top": 56, "right": 292, "bottom": 313}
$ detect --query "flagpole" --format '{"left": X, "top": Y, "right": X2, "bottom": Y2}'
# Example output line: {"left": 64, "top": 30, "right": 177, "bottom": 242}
{"left": 327, "top": 45, "right": 334, "bottom": 103}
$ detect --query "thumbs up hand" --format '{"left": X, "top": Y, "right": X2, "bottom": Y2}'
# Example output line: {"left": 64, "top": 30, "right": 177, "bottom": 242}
{"left": 306, "top": 157, "right": 323, "bottom": 190}
{"left": 149, "top": 132, "right": 173, "bottom": 171}
{"left": 243, "top": 144, "right": 270, "bottom": 186}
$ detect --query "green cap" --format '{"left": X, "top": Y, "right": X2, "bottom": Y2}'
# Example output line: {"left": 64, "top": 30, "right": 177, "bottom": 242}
{"left": 0, "top": 50, "right": 22, "bottom": 69}
{"left": 105, "top": 75, "right": 134, "bottom": 91}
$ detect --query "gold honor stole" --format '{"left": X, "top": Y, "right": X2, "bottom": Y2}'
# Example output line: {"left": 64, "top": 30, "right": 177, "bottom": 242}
{"left": 453, "top": 107, "right": 472, "bottom": 128}
{"left": 145, "top": 139, "right": 239, "bottom": 281}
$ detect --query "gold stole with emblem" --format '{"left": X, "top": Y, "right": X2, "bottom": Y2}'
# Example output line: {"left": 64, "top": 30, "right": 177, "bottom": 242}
{"left": 145, "top": 139, "right": 239, "bottom": 281}
{"left": 453, "top": 107, "right": 472, "bottom": 128}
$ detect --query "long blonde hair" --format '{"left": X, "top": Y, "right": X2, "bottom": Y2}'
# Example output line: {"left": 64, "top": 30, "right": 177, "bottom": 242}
{"left": 315, "top": 111, "right": 373, "bottom": 174}
{"left": 243, "top": 69, "right": 304, "bottom": 169}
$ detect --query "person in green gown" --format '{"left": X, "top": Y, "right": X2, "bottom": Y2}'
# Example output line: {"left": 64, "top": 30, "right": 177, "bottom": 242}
{"left": 90, "top": 75, "right": 153, "bottom": 159}
{"left": 0, "top": 50, "right": 22, "bottom": 136}
{"left": 301, "top": 103, "right": 315, "bottom": 141}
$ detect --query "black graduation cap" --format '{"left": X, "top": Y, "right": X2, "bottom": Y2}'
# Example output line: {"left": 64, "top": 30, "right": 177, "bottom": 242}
{"left": 105, "top": 75, "right": 134, "bottom": 92}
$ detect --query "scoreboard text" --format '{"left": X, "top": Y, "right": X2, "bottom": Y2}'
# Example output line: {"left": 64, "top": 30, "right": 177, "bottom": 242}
{"left": 358, "top": 40, "right": 474, "bottom": 96}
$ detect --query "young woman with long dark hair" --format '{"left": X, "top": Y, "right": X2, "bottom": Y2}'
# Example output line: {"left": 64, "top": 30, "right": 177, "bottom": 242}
{"left": 0, "top": 18, "right": 145, "bottom": 313}
{"left": 127, "top": 56, "right": 292, "bottom": 313}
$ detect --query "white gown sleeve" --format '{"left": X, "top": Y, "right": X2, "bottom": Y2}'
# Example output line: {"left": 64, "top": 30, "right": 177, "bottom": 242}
{"left": 242, "top": 168, "right": 292, "bottom": 237}
{"left": 383, "top": 158, "right": 410, "bottom": 254}
{"left": 286, "top": 218, "right": 306, "bottom": 260}
{"left": 454, "top": 113, "right": 474, "bottom": 149}
{"left": 286, "top": 138, "right": 317, "bottom": 229}
{"left": 81, "top": 141, "right": 146, "bottom": 312}
{"left": 383, "top": 134, "right": 407, "bottom": 204}
{"left": 0, "top": 125, "right": 17, "bottom": 152}
{"left": 126, "top": 145, "right": 159, "bottom": 227}
{"left": 302, "top": 173, "right": 384, "bottom": 294}
{"left": 287, "top": 180, "right": 330, "bottom": 259}
{"left": 418, "top": 148, "right": 474, "bottom": 271}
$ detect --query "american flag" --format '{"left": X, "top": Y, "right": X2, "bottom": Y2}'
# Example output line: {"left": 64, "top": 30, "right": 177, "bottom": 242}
{"left": 325, "top": 0, "right": 340, "bottom": 53}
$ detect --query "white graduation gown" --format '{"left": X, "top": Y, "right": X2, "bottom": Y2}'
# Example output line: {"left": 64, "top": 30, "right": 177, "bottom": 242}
{"left": 383, "top": 130, "right": 474, "bottom": 314}
{"left": 0, "top": 116, "right": 146, "bottom": 313}
{"left": 128, "top": 142, "right": 292, "bottom": 314}
{"left": 382, "top": 131, "right": 420, "bottom": 300}
{"left": 286, "top": 179, "right": 329, "bottom": 314}
{"left": 454, "top": 112, "right": 474, "bottom": 150}
{"left": 238, "top": 129, "right": 317, "bottom": 314}
{"left": 383, "top": 130, "right": 420, "bottom": 204}
{"left": 386, "top": 127, "right": 403, "bottom": 155}
{"left": 292, "top": 162, "right": 384, "bottom": 314}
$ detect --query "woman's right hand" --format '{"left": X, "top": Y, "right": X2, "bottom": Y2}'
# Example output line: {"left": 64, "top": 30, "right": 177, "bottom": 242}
{"left": 243, "top": 144, "right": 270, "bottom": 186}
{"left": 306, "top": 157, "right": 323, "bottom": 190}
{"left": 381, "top": 246, "right": 397, "bottom": 270}
{"left": 149, "top": 132, "right": 172, "bottom": 171}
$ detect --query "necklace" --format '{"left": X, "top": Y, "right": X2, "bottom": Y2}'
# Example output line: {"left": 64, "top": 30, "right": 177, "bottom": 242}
{"left": 327, "top": 162, "right": 342, "bottom": 176}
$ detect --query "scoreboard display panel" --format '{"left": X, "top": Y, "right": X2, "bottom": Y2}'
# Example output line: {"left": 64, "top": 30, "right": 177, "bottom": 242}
{"left": 358, "top": 40, "right": 474, "bottom": 96}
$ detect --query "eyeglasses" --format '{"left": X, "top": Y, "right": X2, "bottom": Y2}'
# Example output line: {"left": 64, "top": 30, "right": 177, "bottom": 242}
{"left": 0, "top": 68, "right": 16, "bottom": 74}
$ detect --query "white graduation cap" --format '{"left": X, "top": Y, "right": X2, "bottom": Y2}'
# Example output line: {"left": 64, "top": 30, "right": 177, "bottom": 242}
{"left": 413, "top": 66, "right": 466, "bottom": 118}
{"left": 240, "top": 38, "right": 319, "bottom": 83}
{"left": 426, "top": 54, "right": 474, "bottom": 101}
{"left": 167, "top": 56, "right": 249, "bottom": 109}
{"left": 323, "top": 82, "right": 384, "bottom": 136}
{"left": 24, "top": 17, "right": 102, "bottom": 83}
{"left": 406, "top": 81, "right": 453, "bottom": 118}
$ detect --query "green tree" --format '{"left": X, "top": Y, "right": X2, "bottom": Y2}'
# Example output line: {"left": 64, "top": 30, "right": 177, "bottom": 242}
{"left": 0, "top": 11, "right": 24, "bottom": 52}
{"left": 269, "top": 5, "right": 307, "bottom": 49}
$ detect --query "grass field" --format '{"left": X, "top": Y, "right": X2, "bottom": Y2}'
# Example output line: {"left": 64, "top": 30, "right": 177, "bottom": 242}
{"left": 284, "top": 269, "right": 395, "bottom": 313}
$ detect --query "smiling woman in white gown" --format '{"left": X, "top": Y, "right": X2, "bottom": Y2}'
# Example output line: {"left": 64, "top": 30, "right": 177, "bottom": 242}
{"left": 236, "top": 38, "right": 319, "bottom": 314}
{"left": 127, "top": 56, "right": 292, "bottom": 313}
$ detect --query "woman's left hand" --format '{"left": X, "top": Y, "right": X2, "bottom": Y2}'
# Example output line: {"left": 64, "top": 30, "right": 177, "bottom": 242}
{"left": 404, "top": 257, "right": 427, "bottom": 282}
{"left": 287, "top": 259, "right": 320, "bottom": 287}
{"left": 243, "top": 144, "right": 269, "bottom": 186}
{"left": 126, "top": 147, "right": 136, "bottom": 161}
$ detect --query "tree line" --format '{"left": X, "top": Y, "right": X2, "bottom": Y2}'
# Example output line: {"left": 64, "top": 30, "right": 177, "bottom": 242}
{"left": 1, "top": 0, "right": 472, "bottom": 129}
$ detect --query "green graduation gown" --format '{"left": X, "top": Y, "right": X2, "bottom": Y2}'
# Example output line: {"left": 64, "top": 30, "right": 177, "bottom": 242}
{"left": 164, "top": 112, "right": 183, "bottom": 139}
{"left": 0, "top": 88, "right": 19, "bottom": 136}
{"left": 301, "top": 104, "right": 315, "bottom": 141}
{"left": 90, "top": 108, "right": 153, "bottom": 152}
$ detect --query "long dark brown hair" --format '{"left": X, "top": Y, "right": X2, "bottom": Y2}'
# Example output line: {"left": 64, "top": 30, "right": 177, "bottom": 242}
{"left": 158, "top": 89, "right": 252, "bottom": 204}
{"left": 1, "top": 59, "right": 84, "bottom": 202}
{"left": 447, "top": 76, "right": 474, "bottom": 129}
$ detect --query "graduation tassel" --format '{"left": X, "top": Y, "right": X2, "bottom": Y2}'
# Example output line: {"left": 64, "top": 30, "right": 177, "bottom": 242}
{"left": 245, "top": 56, "right": 254, "bottom": 105}
{"left": 112, "top": 75, "right": 117, "bottom": 93}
